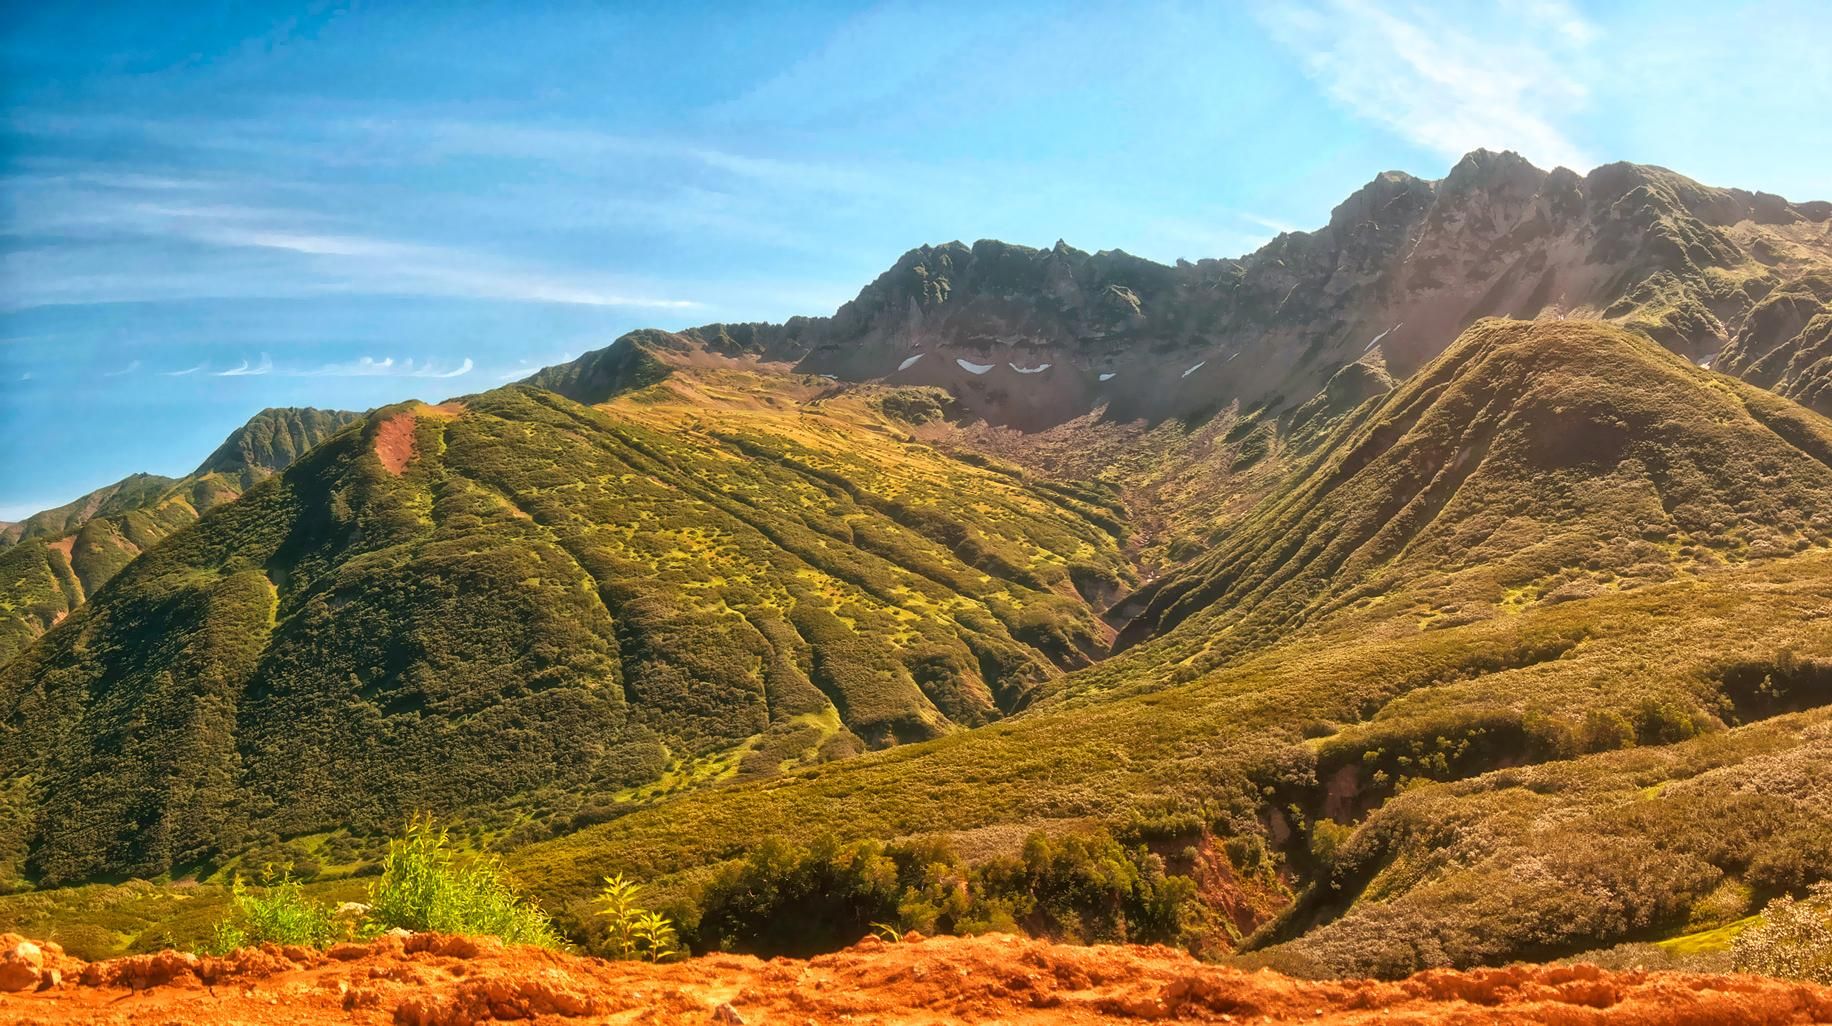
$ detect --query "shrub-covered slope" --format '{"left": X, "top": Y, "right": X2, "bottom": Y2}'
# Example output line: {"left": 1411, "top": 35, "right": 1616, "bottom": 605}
{"left": 0, "top": 377, "right": 1126, "bottom": 887}
{"left": 500, "top": 320, "right": 1832, "bottom": 969}
{"left": 0, "top": 408, "right": 361, "bottom": 667}
{"left": 1097, "top": 319, "right": 1832, "bottom": 673}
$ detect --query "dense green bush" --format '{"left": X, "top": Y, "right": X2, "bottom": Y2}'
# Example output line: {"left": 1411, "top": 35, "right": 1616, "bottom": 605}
{"left": 692, "top": 828, "right": 1195, "bottom": 956}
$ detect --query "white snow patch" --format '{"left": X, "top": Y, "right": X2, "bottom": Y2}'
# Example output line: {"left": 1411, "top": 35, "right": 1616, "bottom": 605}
{"left": 1364, "top": 322, "right": 1403, "bottom": 352}
{"left": 1696, "top": 357, "right": 1714, "bottom": 369}
{"left": 1009, "top": 362, "right": 1052, "bottom": 374}
{"left": 1226, "top": 352, "right": 1240, "bottom": 362}
{"left": 1098, "top": 372, "right": 1117, "bottom": 382}
{"left": 955, "top": 358, "right": 995, "bottom": 375}
{"left": 819, "top": 374, "right": 838, "bottom": 380}
{"left": 897, "top": 354, "right": 924, "bottom": 371}
{"left": 1181, "top": 360, "right": 1207, "bottom": 379}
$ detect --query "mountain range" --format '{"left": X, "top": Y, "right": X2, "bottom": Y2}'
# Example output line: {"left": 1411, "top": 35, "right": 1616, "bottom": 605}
{"left": 1, "top": 151, "right": 1829, "bottom": 975}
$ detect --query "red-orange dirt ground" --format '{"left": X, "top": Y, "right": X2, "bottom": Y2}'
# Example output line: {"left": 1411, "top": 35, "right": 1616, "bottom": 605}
{"left": 3, "top": 930, "right": 1830, "bottom": 1025}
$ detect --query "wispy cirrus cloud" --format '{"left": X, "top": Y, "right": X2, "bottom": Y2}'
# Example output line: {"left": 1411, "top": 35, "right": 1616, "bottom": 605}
{"left": 213, "top": 354, "right": 272, "bottom": 376}
{"left": 163, "top": 363, "right": 205, "bottom": 376}
{"left": 101, "top": 359, "right": 141, "bottom": 377}
{"left": 1259, "top": 0, "right": 1597, "bottom": 171}
{"left": 1, "top": 171, "right": 703, "bottom": 311}
{"left": 296, "top": 355, "right": 474, "bottom": 378}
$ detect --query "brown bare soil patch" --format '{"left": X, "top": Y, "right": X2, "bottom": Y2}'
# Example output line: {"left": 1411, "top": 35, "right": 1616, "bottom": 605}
{"left": 44, "top": 536, "right": 75, "bottom": 563}
{"left": 5, "top": 931, "right": 1830, "bottom": 1025}
{"left": 375, "top": 412, "right": 418, "bottom": 476}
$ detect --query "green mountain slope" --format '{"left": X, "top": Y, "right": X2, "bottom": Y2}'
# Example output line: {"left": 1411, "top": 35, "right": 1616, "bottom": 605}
{"left": 1099, "top": 318, "right": 1832, "bottom": 672}
{"left": 1, "top": 153, "right": 1829, "bottom": 969}
{"left": 0, "top": 375, "right": 1127, "bottom": 886}
{"left": 0, "top": 408, "right": 362, "bottom": 667}
{"left": 497, "top": 320, "right": 1832, "bottom": 968}
{"left": 0, "top": 475, "right": 177, "bottom": 547}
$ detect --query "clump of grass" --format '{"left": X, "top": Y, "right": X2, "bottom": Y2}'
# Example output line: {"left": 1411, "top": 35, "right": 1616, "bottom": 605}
{"left": 366, "top": 816, "right": 563, "bottom": 948}
{"left": 206, "top": 870, "right": 336, "bottom": 953}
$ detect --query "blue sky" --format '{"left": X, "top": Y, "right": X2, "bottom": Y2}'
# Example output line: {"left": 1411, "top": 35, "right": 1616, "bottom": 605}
{"left": 3, "top": 0, "right": 1829, "bottom": 520}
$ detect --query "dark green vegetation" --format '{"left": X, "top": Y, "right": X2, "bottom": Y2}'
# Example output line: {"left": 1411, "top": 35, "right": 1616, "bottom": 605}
{"left": 2, "top": 152, "right": 1831, "bottom": 976}
{"left": 0, "top": 408, "right": 361, "bottom": 666}
{"left": 0, "top": 374, "right": 1127, "bottom": 891}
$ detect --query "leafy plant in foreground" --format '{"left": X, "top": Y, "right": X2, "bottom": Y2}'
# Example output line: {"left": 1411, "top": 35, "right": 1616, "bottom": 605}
{"left": 594, "top": 873, "right": 678, "bottom": 960}
{"left": 367, "top": 816, "right": 562, "bottom": 948}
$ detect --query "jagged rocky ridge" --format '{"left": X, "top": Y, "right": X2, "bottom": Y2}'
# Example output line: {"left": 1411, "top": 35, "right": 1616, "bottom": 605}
{"left": 584, "top": 150, "right": 1829, "bottom": 429}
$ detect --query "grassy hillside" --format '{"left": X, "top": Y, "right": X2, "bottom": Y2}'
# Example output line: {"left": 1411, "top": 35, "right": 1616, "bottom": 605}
{"left": 494, "top": 320, "right": 1832, "bottom": 967}
{"left": 0, "top": 408, "right": 361, "bottom": 667}
{"left": 1089, "top": 319, "right": 1832, "bottom": 686}
{"left": 0, "top": 377, "right": 1127, "bottom": 888}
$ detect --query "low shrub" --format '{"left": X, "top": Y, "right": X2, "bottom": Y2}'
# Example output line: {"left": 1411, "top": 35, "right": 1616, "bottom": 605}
{"left": 206, "top": 871, "right": 336, "bottom": 953}
{"left": 366, "top": 817, "right": 563, "bottom": 948}
{"left": 1732, "top": 882, "right": 1832, "bottom": 983}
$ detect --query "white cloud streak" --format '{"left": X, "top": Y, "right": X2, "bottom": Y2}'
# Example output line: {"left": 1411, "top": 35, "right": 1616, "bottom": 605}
{"left": 213, "top": 354, "right": 273, "bottom": 376}
{"left": 295, "top": 356, "right": 474, "bottom": 378}
{"left": 1, "top": 175, "right": 703, "bottom": 311}
{"left": 101, "top": 359, "right": 141, "bottom": 377}
{"left": 1260, "top": 0, "right": 1596, "bottom": 171}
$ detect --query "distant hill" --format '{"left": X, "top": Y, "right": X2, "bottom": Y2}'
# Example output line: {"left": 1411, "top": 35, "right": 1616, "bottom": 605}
{"left": 0, "top": 408, "right": 361, "bottom": 666}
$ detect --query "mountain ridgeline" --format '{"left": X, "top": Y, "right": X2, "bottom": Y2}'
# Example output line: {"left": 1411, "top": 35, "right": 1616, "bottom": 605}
{"left": 2, "top": 152, "right": 1831, "bottom": 974}
{"left": 616, "top": 150, "right": 1832, "bottom": 430}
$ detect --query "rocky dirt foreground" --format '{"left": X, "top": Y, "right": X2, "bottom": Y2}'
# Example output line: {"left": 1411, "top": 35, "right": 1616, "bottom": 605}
{"left": 2, "top": 930, "right": 1830, "bottom": 1025}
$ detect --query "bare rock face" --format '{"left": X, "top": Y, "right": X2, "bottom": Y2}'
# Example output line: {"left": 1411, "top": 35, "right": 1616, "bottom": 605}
{"left": 557, "top": 149, "right": 1830, "bottom": 432}
{"left": 0, "top": 935, "right": 43, "bottom": 991}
